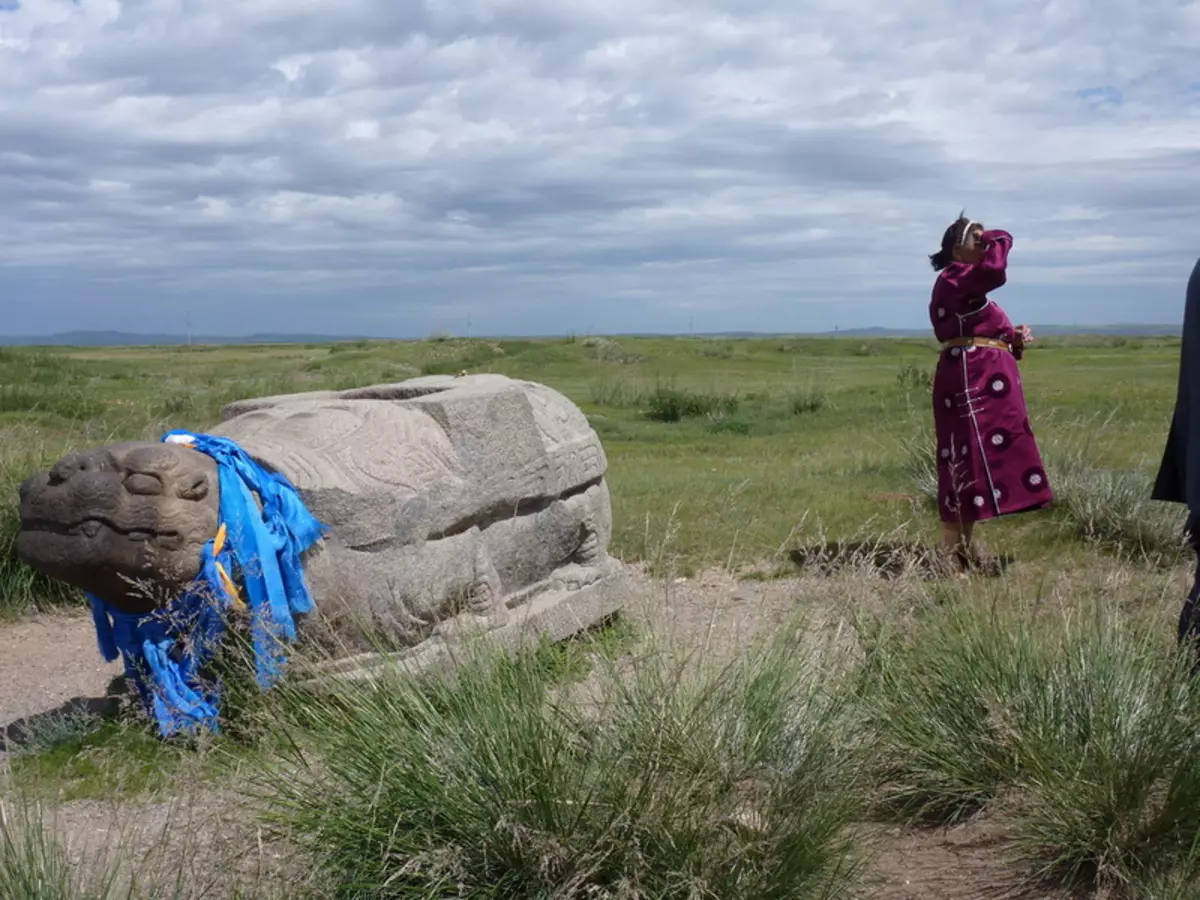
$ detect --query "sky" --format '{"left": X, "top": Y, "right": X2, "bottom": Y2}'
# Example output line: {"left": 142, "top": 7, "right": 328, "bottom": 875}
{"left": 2, "top": 0, "right": 1199, "bottom": 338}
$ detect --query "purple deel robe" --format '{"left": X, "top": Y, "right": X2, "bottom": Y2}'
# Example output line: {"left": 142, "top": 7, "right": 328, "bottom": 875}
{"left": 929, "top": 229, "right": 1053, "bottom": 524}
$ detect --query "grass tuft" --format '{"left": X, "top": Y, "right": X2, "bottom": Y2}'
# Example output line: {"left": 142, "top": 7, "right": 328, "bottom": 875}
{"left": 0, "top": 798, "right": 131, "bottom": 900}
{"left": 861, "top": 594, "right": 1034, "bottom": 825}
{"left": 1005, "top": 604, "right": 1200, "bottom": 889}
{"left": 646, "top": 384, "right": 740, "bottom": 422}
{"left": 861, "top": 588, "right": 1200, "bottom": 893}
{"left": 588, "top": 375, "right": 647, "bottom": 408}
{"left": 789, "top": 385, "right": 830, "bottom": 416}
{"left": 0, "top": 443, "right": 84, "bottom": 618}
{"left": 264, "top": 622, "right": 867, "bottom": 898}
{"left": 1050, "top": 448, "right": 1187, "bottom": 562}
{"left": 424, "top": 340, "right": 512, "bottom": 375}
{"left": 895, "top": 364, "right": 932, "bottom": 394}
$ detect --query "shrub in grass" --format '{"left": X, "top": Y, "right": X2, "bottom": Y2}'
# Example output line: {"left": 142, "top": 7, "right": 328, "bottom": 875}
{"left": 419, "top": 343, "right": 501, "bottom": 375}
{"left": 153, "top": 392, "right": 203, "bottom": 420}
{"left": 1127, "top": 853, "right": 1200, "bottom": 900}
{"left": 696, "top": 342, "right": 734, "bottom": 359}
{"left": 0, "top": 798, "right": 133, "bottom": 900}
{"left": 1048, "top": 448, "right": 1187, "bottom": 562}
{"left": 0, "top": 801, "right": 79, "bottom": 900}
{"left": 1004, "top": 606, "right": 1200, "bottom": 890}
{"left": 894, "top": 364, "right": 933, "bottom": 394}
{"left": 588, "top": 376, "right": 646, "bottom": 408}
{"left": 789, "top": 387, "right": 830, "bottom": 416}
{"left": 4, "top": 705, "right": 106, "bottom": 759}
{"left": 646, "top": 386, "right": 739, "bottom": 422}
{"left": 329, "top": 340, "right": 371, "bottom": 353}
{"left": 1, "top": 792, "right": 324, "bottom": 899}
{"left": 264, "top": 626, "right": 867, "bottom": 899}
{"left": 0, "top": 384, "right": 106, "bottom": 420}
{"left": 860, "top": 598, "right": 1036, "bottom": 824}
{"left": 709, "top": 418, "right": 752, "bottom": 435}
{"left": 0, "top": 449, "right": 81, "bottom": 618}
{"left": 0, "top": 507, "right": 81, "bottom": 618}
{"left": 862, "top": 591, "right": 1200, "bottom": 894}
{"left": 898, "top": 431, "right": 938, "bottom": 509}
{"left": 582, "top": 337, "right": 644, "bottom": 364}
{"left": 0, "top": 349, "right": 88, "bottom": 389}
{"left": 303, "top": 350, "right": 373, "bottom": 371}
{"left": 205, "top": 375, "right": 303, "bottom": 419}
{"left": 585, "top": 632, "right": 867, "bottom": 898}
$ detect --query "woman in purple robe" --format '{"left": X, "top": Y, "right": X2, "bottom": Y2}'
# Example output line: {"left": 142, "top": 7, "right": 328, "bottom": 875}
{"left": 927, "top": 215, "right": 1053, "bottom": 574}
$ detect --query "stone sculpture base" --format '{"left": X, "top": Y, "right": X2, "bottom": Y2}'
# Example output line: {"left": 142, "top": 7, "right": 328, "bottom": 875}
{"left": 298, "top": 556, "right": 630, "bottom": 686}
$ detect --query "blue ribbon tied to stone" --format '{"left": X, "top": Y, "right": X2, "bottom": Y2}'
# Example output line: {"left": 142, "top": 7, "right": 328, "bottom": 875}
{"left": 86, "top": 431, "right": 328, "bottom": 738}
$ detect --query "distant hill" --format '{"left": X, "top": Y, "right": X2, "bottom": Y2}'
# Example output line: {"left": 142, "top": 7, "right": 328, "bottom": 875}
{"left": 0, "top": 323, "right": 1182, "bottom": 347}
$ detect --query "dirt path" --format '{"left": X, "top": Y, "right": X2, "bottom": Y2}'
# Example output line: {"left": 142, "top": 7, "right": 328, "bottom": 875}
{"left": 0, "top": 612, "right": 122, "bottom": 757}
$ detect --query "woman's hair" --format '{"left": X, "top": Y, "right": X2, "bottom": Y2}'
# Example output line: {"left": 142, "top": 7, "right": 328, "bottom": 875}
{"left": 929, "top": 215, "right": 973, "bottom": 271}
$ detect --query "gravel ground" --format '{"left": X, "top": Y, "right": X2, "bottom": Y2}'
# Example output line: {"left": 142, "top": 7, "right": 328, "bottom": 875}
{"left": 0, "top": 612, "right": 122, "bottom": 758}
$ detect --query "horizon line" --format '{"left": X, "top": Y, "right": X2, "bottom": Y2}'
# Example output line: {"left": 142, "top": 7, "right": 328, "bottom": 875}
{"left": 0, "top": 321, "right": 1184, "bottom": 346}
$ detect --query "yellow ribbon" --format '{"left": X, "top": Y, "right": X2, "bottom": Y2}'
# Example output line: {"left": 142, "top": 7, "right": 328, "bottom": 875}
{"left": 211, "top": 522, "right": 245, "bottom": 610}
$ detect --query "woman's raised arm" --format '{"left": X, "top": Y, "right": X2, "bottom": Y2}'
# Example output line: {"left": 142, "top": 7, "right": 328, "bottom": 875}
{"left": 958, "top": 229, "right": 1013, "bottom": 294}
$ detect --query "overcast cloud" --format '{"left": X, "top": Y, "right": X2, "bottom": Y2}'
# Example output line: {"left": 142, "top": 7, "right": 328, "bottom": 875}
{"left": 2, "top": 0, "right": 1199, "bottom": 337}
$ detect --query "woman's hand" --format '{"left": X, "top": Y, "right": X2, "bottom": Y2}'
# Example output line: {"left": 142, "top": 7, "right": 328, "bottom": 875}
{"left": 1012, "top": 324, "right": 1033, "bottom": 360}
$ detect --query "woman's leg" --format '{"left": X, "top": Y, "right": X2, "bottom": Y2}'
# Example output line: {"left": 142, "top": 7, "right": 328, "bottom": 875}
{"left": 959, "top": 520, "right": 1001, "bottom": 572}
{"left": 939, "top": 520, "right": 974, "bottom": 553}
{"left": 936, "top": 520, "right": 972, "bottom": 575}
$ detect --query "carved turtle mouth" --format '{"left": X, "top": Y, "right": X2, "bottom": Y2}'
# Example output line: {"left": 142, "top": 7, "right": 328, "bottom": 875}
{"left": 22, "top": 516, "right": 186, "bottom": 551}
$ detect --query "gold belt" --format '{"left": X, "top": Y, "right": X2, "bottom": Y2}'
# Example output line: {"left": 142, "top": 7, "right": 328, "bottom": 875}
{"left": 940, "top": 337, "right": 1012, "bottom": 354}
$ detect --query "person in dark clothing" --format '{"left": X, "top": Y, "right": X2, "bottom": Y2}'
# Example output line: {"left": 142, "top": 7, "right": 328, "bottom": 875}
{"left": 1152, "top": 256, "right": 1200, "bottom": 653}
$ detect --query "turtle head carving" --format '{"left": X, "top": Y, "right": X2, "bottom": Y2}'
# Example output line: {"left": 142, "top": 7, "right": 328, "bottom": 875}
{"left": 16, "top": 441, "right": 220, "bottom": 614}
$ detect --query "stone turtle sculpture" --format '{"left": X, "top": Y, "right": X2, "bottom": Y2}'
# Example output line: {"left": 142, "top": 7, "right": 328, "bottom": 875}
{"left": 17, "top": 374, "right": 628, "bottom": 680}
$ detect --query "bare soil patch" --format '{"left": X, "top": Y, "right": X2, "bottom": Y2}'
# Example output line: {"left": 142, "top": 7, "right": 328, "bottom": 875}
{"left": 0, "top": 613, "right": 123, "bottom": 758}
{"left": 854, "top": 816, "right": 1072, "bottom": 900}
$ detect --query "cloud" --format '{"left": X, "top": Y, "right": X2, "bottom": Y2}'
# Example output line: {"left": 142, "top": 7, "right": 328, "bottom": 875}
{"left": 1, "top": 0, "right": 1199, "bottom": 336}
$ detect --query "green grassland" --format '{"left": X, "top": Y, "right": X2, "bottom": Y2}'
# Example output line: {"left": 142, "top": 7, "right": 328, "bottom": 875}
{"left": 5, "top": 333, "right": 1200, "bottom": 899}
{"left": 0, "top": 332, "right": 1186, "bottom": 615}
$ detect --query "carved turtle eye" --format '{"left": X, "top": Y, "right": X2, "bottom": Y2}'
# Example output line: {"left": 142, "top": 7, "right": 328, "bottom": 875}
{"left": 176, "top": 474, "right": 210, "bottom": 502}
{"left": 124, "top": 472, "right": 164, "bottom": 496}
